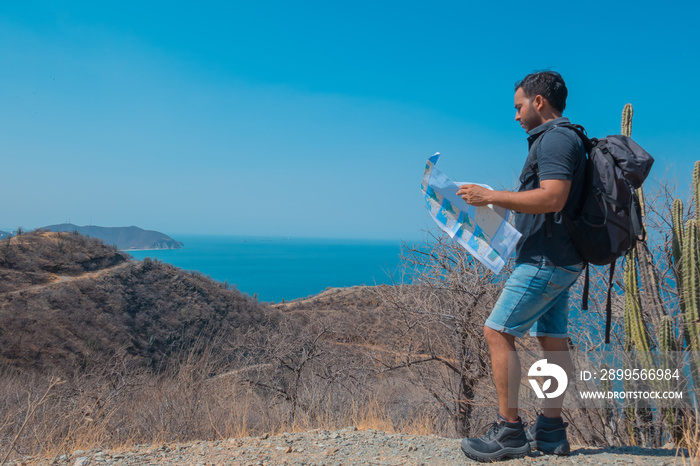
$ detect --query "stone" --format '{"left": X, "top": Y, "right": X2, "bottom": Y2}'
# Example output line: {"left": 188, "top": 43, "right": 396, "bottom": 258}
{"left": 72, "top": 457, "right": 89, "bottom": 466}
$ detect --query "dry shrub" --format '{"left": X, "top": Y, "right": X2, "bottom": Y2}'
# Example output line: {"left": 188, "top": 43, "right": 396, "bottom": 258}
{"left": 0, "top": 314, "right": 449, "bottom": 463}
{"left": 678, "top": 408, "right": 699, "bottom": 464}
{"left": 377, "top": 229, "right": 507, "bottom": 437}
{"left": 561, "top": 176, "right": 700, "bottom": 450}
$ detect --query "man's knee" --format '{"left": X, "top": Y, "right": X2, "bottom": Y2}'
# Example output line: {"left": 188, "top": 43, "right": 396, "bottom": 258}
{"left": 484, "top": 326, "right": 516, "bottom": 348}
{"left": 484, "top": 325, "right": 500, "bottom": 342}
{"left": 537, "top": 335, "right": 569, "bottom": 351}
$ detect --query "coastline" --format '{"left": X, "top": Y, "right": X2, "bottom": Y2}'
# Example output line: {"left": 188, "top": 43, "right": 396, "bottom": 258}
{"left": 127, "top": 235, "right": 403, "bottom": 303}
{"left": 120, "top": 247, "right": 182, "bottom": 252}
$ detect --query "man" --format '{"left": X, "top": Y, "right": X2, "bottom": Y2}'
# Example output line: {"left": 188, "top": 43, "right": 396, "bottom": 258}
{"left": 457, "top": 71, "right": 585, "bottom": 462}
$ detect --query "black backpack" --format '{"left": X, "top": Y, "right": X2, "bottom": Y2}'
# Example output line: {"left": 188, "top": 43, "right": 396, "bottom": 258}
{"left": 534, "top": 123, "right": 655, "bottom": 343}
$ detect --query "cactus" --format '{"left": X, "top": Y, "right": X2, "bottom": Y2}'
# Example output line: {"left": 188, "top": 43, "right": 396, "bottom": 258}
{"left": 601, "top": 104, "right": 700, "bottom": 446}
{"left": 671, "top": 162, "right": 700, "bottom": 386}
{"left": 621, "top": 103, "right": 645, "bottom": 218}
{"left": 624, "top": 248, "right": 652, "bottom": 352}
{"left": 622, "top": 103, "right": 660, "bottom": 353}
{"left": 658, "top": 315, "right": 677, "bottom": 351}
{"left": 682, "top": 220, "right": 700, "bottom": 350}
{"left": 621, "top": 104, "right": 666, "bottom": 340}
{"left": 621, "top": 103, "right": 633, "bottom": 138}
{"left": 622, "top": 209, "right": 655, "bottom": 447}
{"left": 681, "top": 162, "right": 700, "bottom": 356}
{"left": 657, "top": 315, "right": 682, "bottom": 440}
{"left": 694, "top": 161, "right": 700, "bottom": 218}
{"left": 672, "top": 199, "right": 686, "bottom": 313}
{"left": 622, "top": 103, "right": 641, "bottom": 352}
{"left": 681, "top": 219, "right": 700, "bottom": 390}
{"left": 672, "top": 199, "right": 685, "bottom": 269}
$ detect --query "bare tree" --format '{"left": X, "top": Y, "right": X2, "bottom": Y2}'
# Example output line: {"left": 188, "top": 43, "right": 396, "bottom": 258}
{"left": 377, "top": 229, "right": 507, "bottom": 436}
{"left": 239, "top": 313, "right": 375, "bottom": 430}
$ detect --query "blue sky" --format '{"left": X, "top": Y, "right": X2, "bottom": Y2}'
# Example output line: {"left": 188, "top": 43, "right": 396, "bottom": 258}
{"left": 1, "top": 1, "right": 699, "bottom": 240}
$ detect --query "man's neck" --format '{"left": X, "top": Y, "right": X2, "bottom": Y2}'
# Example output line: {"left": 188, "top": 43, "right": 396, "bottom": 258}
{"left": 541, "top": 111, "right": 563, "bottom": 123}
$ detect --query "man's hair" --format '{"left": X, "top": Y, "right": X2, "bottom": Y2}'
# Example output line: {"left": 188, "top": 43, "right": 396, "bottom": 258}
{"left": 515, "top": 71, "right": 568, "bottom": 113}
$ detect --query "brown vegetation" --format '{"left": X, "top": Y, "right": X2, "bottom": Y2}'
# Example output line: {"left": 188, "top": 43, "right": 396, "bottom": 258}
{"left": 0, "top": 225, "right": 697, "bottom": 463}
{"left": 0, "top": 231, "right": 444, "bottom": 462}
{"left": 0, "top": 230, "right": 276, "bottom": 372}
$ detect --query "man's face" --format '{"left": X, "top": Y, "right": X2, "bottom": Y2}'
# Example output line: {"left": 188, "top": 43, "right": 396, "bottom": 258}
{"left": 514, "top": 87, "right": 544, "bottom": 132}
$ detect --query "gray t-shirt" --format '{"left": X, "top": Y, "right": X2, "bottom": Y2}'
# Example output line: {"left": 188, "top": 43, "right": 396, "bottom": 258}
{"left": 513, "top": 117, "right": 586, "bottom": 266}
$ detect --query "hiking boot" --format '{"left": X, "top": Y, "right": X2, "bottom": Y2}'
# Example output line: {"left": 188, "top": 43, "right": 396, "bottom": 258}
{"left": 460, "top": 414, "right": 530, "bottom": 462}
{"left": 525, "top": 414, "right": 570, "bottom": 455}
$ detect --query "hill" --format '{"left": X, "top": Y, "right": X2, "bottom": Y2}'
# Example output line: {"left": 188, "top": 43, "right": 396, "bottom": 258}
{"left": 40, "top": 223, "right": 184, "bottom": 250}
{"left": 0, "top": 230, "right": 275, "bottom": 372}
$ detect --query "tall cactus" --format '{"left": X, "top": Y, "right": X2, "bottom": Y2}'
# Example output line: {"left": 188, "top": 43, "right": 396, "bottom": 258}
{"left": 672, "top": 199, "right": 685, "bottom": 313}
{"left": 620, "top": 104, "right": 657, "bottom": 447}
{"left": 665, "top": 161, "right": 700, "bottom": 408}
{"left": 663, "top": 161, "right": 700, "bottom": 440}
{"left": 675, "top": 162, "right": 700, "bottom": 355}
{"left": 621, "top": 104, "right": 666, "bottom": 336}
{"left": 597, "top": 104, "right": 699, "bottom": 446}
{"left": 621, "top": 103, "right": 659, "bottom": 352}
{"left": 672, "top": 199, "right": 685, "bottom": 268}
{"left": 624, "top": 248, "right": 652, "bottom": 352}
{"left": 621, "top": 103, "right": 633, "bottom": 137}
{"left": 622, "top": 104, "right": 644, "bottom": 216}
{"left": 682, "top": 220, "right": 700, "bottom": 351}
{"left": 694, "top": 161, "right": 700, "bottom": 218}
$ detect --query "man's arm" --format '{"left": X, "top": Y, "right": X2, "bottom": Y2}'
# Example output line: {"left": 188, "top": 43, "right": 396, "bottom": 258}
{"left": 456, "top": 179, "right": 571, "bottom": 214}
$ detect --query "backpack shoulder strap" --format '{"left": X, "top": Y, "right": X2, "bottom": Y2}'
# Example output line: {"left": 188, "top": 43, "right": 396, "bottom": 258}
{"left": 528, "top": 123, "right": 587, "bottom": 238}
{"left": 554, "top": 122, "right": 595, "bottom": 154}
{"left": 604, "top": 261, "right": 616, "bottom": 344}
{"left": 526, "top": 130, "right": 553, "bottom": 236}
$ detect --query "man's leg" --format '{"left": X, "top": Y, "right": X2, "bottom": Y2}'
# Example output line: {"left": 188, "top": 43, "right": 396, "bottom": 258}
{"left": 484, "top": 326, "right": 520, "bottom": 421}
{"left": 461, "top": 262, "right": 555, "bottom": 461}
{"left": 461, "top": 327, "right": 529, "bottom": 462}
{"left": 536, "top": 336, "right": 572, "bottom": 418}
{"left": 526, "top": 330, "right": 575, "bottom": 455}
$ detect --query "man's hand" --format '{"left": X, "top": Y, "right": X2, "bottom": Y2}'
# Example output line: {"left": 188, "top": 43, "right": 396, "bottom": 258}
{"left": 457, "top": 179, "right": 571, "bottom": 214}
{"left": 457, "top": 184, "right": 492, "bottom": 206}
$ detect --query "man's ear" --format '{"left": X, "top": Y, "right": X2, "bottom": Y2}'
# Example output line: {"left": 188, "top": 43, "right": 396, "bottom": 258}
{"left": 533, "top": 95, "right": 545, "bottom": 111}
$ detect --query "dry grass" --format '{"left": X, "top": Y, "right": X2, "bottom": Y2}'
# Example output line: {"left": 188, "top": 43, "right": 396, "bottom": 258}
{"left": 0, "top": 343, "right": 447, "bottom": 464}
{"left": 678, "top": 407, "right": 699, "bottom": 465}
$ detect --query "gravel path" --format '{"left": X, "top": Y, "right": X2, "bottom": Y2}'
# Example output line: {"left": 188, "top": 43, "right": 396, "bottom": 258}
{"left": 10, "top": 428, "right": 690, "bottom": 465}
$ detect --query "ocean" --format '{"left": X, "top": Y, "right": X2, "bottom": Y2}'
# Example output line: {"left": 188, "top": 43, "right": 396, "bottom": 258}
{"left": 126, "top": 235, "right": 403, "bottom": 303}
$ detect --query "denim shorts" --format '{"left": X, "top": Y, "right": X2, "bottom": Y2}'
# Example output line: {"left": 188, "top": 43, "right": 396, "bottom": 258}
{"left": 485, "top": 260, "right": 584, "bottom": 338}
